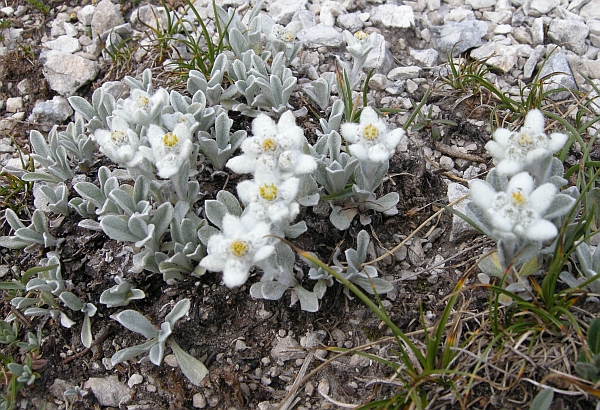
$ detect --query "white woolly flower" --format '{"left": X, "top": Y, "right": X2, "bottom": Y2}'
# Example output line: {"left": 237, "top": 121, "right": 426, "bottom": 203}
{"left": 237, "top": 171, "right": 300, "bottom": 225}
{"left": 114, "top": 88, "right": 169, "bottom": 126}
{"left": 143, "top": 123, "right": 193, "bottom": 179}
{"left": 161, "top": 111, "right": 197, "bottom": 132}
{"left": 269, "top": 21, "right": 303, "bottom": 46}
{"left": 94, "top": 116, "right": 144, "bottom": 168}
{"left": 200, "top": 214, "right": 274, "bottom": 288}
{"left": 340, "top": 107, "right": 405, "bottom": 164}
{"left": 485, "top": 109, "right": 568, "bottom": 176}
{"left": 343, "top": 30, "right": 377, "bottom": 59}
{"left": 469, "top": 172, "right": 558, "bottom": 242}
{"left": 226, "top": 111, "right": 316, "bottom": 177}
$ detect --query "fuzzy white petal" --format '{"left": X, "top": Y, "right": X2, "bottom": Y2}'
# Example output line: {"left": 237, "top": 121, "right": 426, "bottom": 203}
{"left": 547, "top": 132, "right": 568, "bottom": 152}
{"left": 340, "top": 123, "right": 360, "bottom": 143}
{"left": 492, "top": 128, "right": 512, "bottom": 147}
{"left": 522, "top": 219, "right": 558, "bottom": 241}
{"left": 199, "top": 254, "right": 226, "bottom": 272}
{"left": 469, "top": 179, "right": 496, "bottom": 210}
{"left": 528, "top": 183, "right": 557, "bottom": 214}
{"left": 507, "top": 172, "right": 535, "bottom": 196}
{"left": 523, "top": 109, "right": 545, "bottom": 134}
{"left": 349, "top": 144, "right": 369, "bottom": 162}
{"left": 496, "top": 159, "right": 524, "bottom": 175}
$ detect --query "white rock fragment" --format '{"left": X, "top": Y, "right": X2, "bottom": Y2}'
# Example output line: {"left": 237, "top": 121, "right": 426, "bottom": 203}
{"left": 320, "top": 1, "right": 345, "bottom": 26}
{"left": 78, "top": 5, "right": 95, "bottom": 26}
{"left": 470, "top": 42, "right": 518, "bottom": 73}
{"left": 410, "top": 48, "right": 439, "bottom": 67}
{"left": 44, "top": 35, "right": 81, "bottom": 53}
{"left": 388, "top": 66, "right": 421, "bottom": 80}
{"left": 84, "top": 376, "right": 133, "bottom": 408}
{"left": 371, "top": 5, "right": 415, "bottom": 28}
{"left": 41, "top": 50, "right": 100, "bottom": 96}
{"left": 5, "top": 97, "right": 23, "bottom": 113}
{"left": 465, "top": 0, "right": 496, "bottom": 9}
{"left": 547, "top": 19, "right": 589, "bottom": 55}
{"left": 127, "top": 374, "right": 143, "bottom": 388}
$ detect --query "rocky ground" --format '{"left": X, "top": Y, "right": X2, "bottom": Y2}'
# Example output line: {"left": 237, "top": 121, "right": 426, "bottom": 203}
{"left": 1, "top": 0, "right": 600, "bottom": 409}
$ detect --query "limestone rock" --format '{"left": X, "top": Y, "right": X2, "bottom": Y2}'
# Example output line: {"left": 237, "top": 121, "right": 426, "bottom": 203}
{"left": 547, "top": 19, "right": 589, "bottom": 55}
{"left": 130, "top": 5, "right": 169, "bottom": 32}
{"left": 28, "top": 96, "right": 74, "bottom": 126}
{"left": 465, "top": 0, "right": 496, "bottom": 9}
{"left": 84, "top": 376, "right": 133, "bottom": 408}
{"left": 431, "top": 20, "right": 488, "bottom": 56}
{"left": 297, "top": 23, "right": 343, "bottom": 48}
{"left": 268, "top": 0, "right": 308, "bottom": 25}
{"left": 370, "top": 5, "right": 414, "bottom": 28}
{"left": 77, "top": 5, "right": 95, "bottom": 26}
{"left": 44, "top": 35, "right": 81, "bottom": 54}
{"left": 538, "top": 52, "right": 577, "bottom": 101}
{"left": 470, "top": 42, "right": 519, "bottom": 73}
{"left": 410, "top": 48, "right": 439, "bottom": 67}
{"left": 448, "top": 182, "right": 478, "bottom": 242}
{"left": 91, "top": 0, "right": 124, "bottom": 39}
{"left": 41, "top": 50, "right": 100, "bottom": 96}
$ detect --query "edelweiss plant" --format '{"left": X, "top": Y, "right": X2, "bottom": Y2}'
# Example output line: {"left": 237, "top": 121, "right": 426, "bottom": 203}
{"left": 467, "top": 110, "right": 576, "bottom": 300}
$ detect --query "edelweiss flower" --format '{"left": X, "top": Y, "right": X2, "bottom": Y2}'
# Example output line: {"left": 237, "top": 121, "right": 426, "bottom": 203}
{"left": 226, "top": 111, "right": 316, "bottom": 176}
{"left": 113, "top": 88, "right": 169, "bottom": 126}
{"left": 469, "top": 172, "right": 558, "bottom": 242}
{"left": 485, "top": 109, "right": 568, "bottom": 176}
{"left": 143, "top": 123, "right": 193, "bottom": 179}
{"left": 237, "top": 172, "right": 300, "bottom": 225}
{"left": 200, "top": 214, "right": 275, "bottom": 287}
{"left": 161, "top": 111, "right": 197, "bottom": 132}
{"left": 94, "top": 116, "right": 144, "bottom": 168}
{"left": 343, "top": 30, "right": 377, "bottom": 59}
{"left": 269, "top": 21, "right": 303, "bottom": 46}
{"left": 340, "top": 107, "right": 405, "bottom": 163}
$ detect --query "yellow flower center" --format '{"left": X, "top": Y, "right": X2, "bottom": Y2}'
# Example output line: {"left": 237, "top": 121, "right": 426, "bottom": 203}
{"left": 354, "top": 31, "right": 369, "bottom": 41}
{"left": 110, "top": 131, "right": 126, "bottom": 145}
{"left": 136, "top": 96, "right": 150, "bottom": 108}
{"left": 163, "top": 132, "right": 179, "bottom": 147}
{"left": 259, "top": 183, "right": 278, "bottom": 201}
{"left": 262, "top": 138, "right": 277, "bottom": 151}
{"left": 363, "top": 124, "right": 379, "bottom": 141}
{"left": 510, "top": 190, "right": 526, "bottom": 206}
{"left": 230, "top": 239, "right": 249, "bottom": 257}
{"left": 516, "top": 132, "right": 533, "bottom": 146}
{"left": 282, "top": 32, "right": 294, "bottom": 42}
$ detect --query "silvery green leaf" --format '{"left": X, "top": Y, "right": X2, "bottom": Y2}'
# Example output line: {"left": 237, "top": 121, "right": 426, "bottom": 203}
{"left": 283, "top": 221, "right": 307, "bottom": 238}
{"left": 15, "top": 228, "right": 43, "bottom": 244}
{"left": 505, "top": 283, "right": 526, "bottom": 293}
{"left": 559, "top": 271, "right": 583, "bottom": 288}
{"left": 293, "top": 285, "right": 319, "bottom": 312}
{"left": 12, "top": 297, "right": 40, "bottom": 309}
{"left": 110, "top": 339, "right": 156, "bottom": 365}
{"left": 170, "top": 90, "right": 189, "bottom": 113}
{"left": 165, "top": 299, "right": 190, "bottom": 327}
{"left": 59, "top": 291, "right": 83, "bottom": 311}
{"left": 250, "top": 281, "right": 287, "bottom": 300}
{"left": 21, "top": 171, "right": 63, "bottom": 184}
{"left": 149, "top": 342, "right": 165, "bottom": 366}
{"left": 169, "top": 339, "right": 208, "bottom": 386}
{"left": 74, "top": 182, "right": 105, "bottom": 207}
{"left": 81, "top": 314, "right": 93, "bottom": 348}
{"left": 109, "top": 189, "right": 136, "bottom": 216}
{"left": 29, "top": 130, "right": 50, "bottom": 158}
{"left": 0, "top": 236, "right": 28, "bottom": 249}
{"left": 59, "top": 311, "right": 76, "bottom": 328}
{"left": 113, "top": 310, "right": 158, "bottom": 339}
{"left": 352, "top": 277, "right": 393, "bottom": 295}
{"left": 356, "top": 230, "right": 369, "bottom": 263}
{"left": 485, "top": 168, "right": 508, "bottom": 192}
{"left": 5, "top": 209, "right": 26, "bottom": 230}
{"left": 329, "top": 206, "right": 357, "bottom": 230}
{"left": 204, "top": 200, "right": 227, "bottom": 229}
{"left": 314, "top": 280, "right": 328, "bottom": 299}
{"left": 100, "top": 215, "right": 139, "bottom": 242}
{"left": 230, "top": 27, "right": 249, "bottom": 58}
{"left": 198, "top": 225, "right": 219, "bottom": 245}
{"left": 67, "top": 96, "right": 96, "bottom": 121}
{"left": 544, "top": 194, "right": 576, "bottom": 219}
{"left": 151, "top": 202, "right": 174, "bottom": 236}
{"left": 477, "top": 252, "right": 504, "bottom": 278}
{"left": 78, "top": 219, "right": 102, "bottom": 231}
{"left": 367, "top": 192, "right": 399, "bottom": 214}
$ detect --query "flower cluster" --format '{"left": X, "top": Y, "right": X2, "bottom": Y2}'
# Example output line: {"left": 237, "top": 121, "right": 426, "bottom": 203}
{"left": 340, "top": 107, "right": 405, "bottom": 193}
{"left": 93, "top": 87, "right": 195, "bottom": 182}
{"left": 485, "top": 109, "right": 568, "bottom": 177}
{"left": 201, "top": 111, "right": 316, "bottom": 287}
